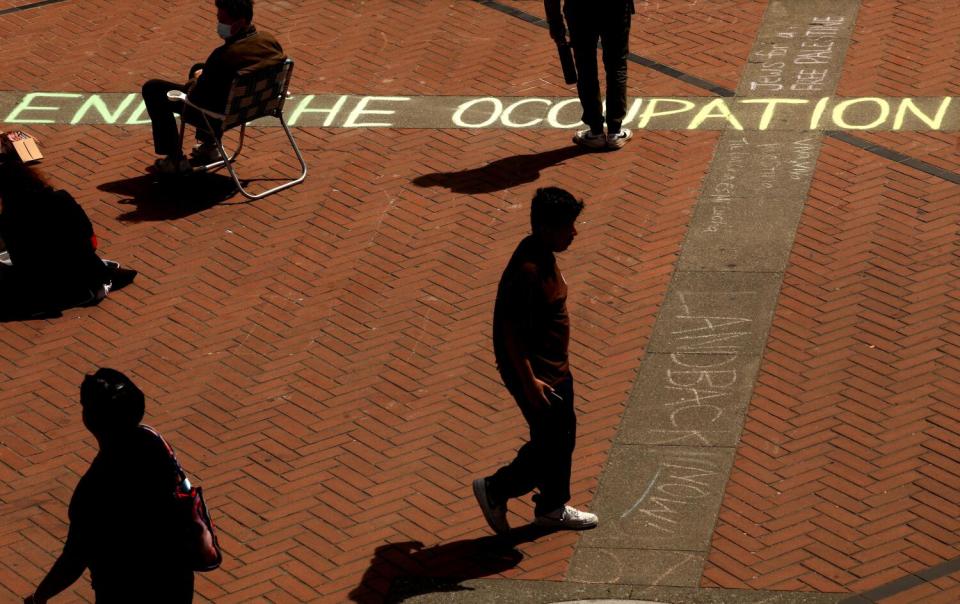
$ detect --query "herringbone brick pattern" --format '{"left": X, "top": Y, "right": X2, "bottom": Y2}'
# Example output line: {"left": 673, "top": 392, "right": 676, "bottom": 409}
{"left": 700, "top": 133, "right": 960, "bottom": 598}
{"left": 0, "top": 0, "right": 765, "bottom": 97}
{"left": 837, "top": 0, "right": 960, "bottom": 96}
{"left": 0, "top": 122, "right": 712, "bottom": 602}
{"left": 498, "top": 0, "right": 765, "bottom": 96}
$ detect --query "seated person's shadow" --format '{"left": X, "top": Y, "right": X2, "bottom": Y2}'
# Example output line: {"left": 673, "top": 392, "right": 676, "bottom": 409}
{"left": 412, "top": 145, "right": 587, "bottom": 195}
{"left": 97, "top": 172, "right": 242, "bottom": 222}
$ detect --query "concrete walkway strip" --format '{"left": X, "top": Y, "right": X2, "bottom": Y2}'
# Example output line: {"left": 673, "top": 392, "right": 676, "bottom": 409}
{"left": 567, "top": 0, "right": 860, "bottom": 591}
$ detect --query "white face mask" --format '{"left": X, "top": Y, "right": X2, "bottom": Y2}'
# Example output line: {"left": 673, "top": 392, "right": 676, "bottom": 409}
{"left": 217, "top": 21, "right": 233, "bottom": 39}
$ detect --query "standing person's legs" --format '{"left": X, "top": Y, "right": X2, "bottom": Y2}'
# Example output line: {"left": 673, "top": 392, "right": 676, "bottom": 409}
{"left": 484, "top": 378, "right": 576, "bottom": 516}
{"left": 565, "top": 3, "right": 604, "bottom": 134}
{"left": 141, "top": 79, "right": 188, "bottom": 157}
{"left": 600, "top": 2, "right": 632, "bottom": 134}
{"left": 530, "top": 378, "right": 576, "bottom": 516}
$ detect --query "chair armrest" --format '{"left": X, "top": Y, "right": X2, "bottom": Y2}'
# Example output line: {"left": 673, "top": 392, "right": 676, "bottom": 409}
{"left": 166, "top": 90, "right": 226, "bottom": 120}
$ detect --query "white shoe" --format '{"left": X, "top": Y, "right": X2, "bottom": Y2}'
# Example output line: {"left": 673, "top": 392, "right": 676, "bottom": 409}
{"left": 572, "top": 129, "right": 607, "bottom": 150}
{"left": 473, "top": 478, "right": 509, "bottom": 535}
{"left": 534, "top": 505, "right": 598, "bottom": 530}
{"left": 606, "top": 128, "right": 633, "bottom": 150}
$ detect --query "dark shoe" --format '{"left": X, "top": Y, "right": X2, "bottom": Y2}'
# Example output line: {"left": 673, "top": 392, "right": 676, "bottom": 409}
{"left": 473, "top": 478, "right": 509, "bottom": 535}
{"left": 107, "top": 267, "right": 137, "bottom": 292}
{"left": 151, "top": 155, "right": 191, "bottom": 175}
{"left": 190, "top": 143, "right": 223, "bottom": 166}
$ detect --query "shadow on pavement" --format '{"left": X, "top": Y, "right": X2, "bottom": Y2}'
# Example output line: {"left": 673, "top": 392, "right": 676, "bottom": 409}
{"left": 349, "top": 525, "right": 555, "bottom": 604}
{"left": 412, "top": 145, "right": 588, "bottom": 195}
{"left": 97, "top": 172, "right": 240, "bottom": 222}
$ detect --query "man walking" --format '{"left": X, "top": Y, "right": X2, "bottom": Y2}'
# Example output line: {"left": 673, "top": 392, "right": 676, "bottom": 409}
{"left": 545, "top": 0, "right": 635, "bottom": 150}
{"left": 473, "top": 187, "right": 598, "bottom": 534}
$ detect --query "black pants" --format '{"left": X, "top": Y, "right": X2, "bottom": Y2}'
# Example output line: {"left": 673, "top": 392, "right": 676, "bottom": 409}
{"left": 141, "top": 76, "right": 216, "bottom": 156}
{"left": 565, "top": 0, "right": 632, "bottom": 133}
{"left": 487, "top": 377, "right": 576, "bottom": 517}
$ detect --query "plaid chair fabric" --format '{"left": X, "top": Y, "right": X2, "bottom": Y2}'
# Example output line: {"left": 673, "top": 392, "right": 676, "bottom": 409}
{"left": 221, "top": 59, "right": 293, "bottom": 131}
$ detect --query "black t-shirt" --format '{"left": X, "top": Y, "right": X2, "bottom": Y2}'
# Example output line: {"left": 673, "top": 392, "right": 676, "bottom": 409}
{"left": 66, "top": 427, "right": 192, "bottom": 599}
{"left": 493, "top": 235, "right": 571, "bottom": 389}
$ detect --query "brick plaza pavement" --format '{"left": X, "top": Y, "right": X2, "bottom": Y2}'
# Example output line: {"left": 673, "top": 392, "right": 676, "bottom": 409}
{"left": 0, "top": 1, "right": 958, "bottom": 603}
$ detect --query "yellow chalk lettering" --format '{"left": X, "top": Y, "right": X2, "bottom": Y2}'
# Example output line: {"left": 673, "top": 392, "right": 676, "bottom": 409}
{"left": 636, "top": 98, "right": 695, "bottom": 129}
{"left": 70, "top": 93, "right": 137, "bottom": 125}
{"left": 125, "top": 100, "right": 151, "bottom": 124}
{"left": 739, "top": 98, "right": 808, "bottom": 130}
{"left": 688, "top": 98, "right": 743, "bottom": 130}
{"left": 893, "top": 97, "right": 952, "bottom": 130}
{"left": 6, "top": 92, "right": 82, "bottom": 123}
{"left": 831, "top": 97, "right": 890, "bottom": 130}
{"left": 809, "top": 97, "right": 830, "bottom": 129}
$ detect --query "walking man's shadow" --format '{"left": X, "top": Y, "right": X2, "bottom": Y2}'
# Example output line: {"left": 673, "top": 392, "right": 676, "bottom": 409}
{"left": 412, "top": 145, "right": 588, "bottom": 195}
{"left": 348, "top": 525, "right": 555, "bottom": 604}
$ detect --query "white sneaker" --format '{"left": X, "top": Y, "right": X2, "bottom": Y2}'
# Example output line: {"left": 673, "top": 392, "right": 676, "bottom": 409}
{"left": 473, "top": 478, "right": 509, "bottom": 535}
{"left": 534, "top": 505, "right": 598, "bottom": 530}
{"left": 606, "top": 128, "right": 633, "bottom": 150}
{"left": 572, "top": 129, "right": 607, "bottom": 150}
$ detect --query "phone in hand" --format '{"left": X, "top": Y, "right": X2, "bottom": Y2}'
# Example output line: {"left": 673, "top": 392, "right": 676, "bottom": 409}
{"left": 546, "top": 388, "right": 563, "bottom": 405}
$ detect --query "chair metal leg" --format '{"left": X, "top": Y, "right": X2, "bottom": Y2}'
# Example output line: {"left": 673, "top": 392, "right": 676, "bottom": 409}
{"left": 224, "top": 115, "right": 308, "bottom": 201}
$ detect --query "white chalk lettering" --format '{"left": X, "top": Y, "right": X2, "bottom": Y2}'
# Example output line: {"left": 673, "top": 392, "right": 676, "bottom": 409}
{"left": 501, "top": 98, "right": 549, "bottom": 128}
{"left": 288, "top": 94, "right": 348, "bottom": 127}
{"left": 343, "top": 96, "right": 410, "bottom": 127}
{"left": 452, "top": 97, "right": 503, "bottom": 128}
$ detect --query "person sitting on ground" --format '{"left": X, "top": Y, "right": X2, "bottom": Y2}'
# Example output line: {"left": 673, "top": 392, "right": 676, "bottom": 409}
{"left": 0, "top": 155, "right": 136, "bottom": 319}
{"left": 24, "top": 369, "right": 195, "bottom": 604}
{"left": 141, "top": 0, "right": 285, "bottom": 174}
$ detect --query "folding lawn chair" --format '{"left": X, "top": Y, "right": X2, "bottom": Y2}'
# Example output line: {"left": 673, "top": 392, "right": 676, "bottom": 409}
{"left": 168, "top": 58, "right": 307, "bottom": 200}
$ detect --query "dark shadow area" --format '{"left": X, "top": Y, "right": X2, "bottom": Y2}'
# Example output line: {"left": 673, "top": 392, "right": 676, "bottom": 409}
{"left": 0, "top": 263, "right": 136, "bottom": 323}
{"left": 348, "top": 525, "right": 555, "bottom": 604}
{"left": 97, "top": 172, "right": 241, "bottom": 222}
{"left": 412, "top": 145, "right": 588, "bottom": 195}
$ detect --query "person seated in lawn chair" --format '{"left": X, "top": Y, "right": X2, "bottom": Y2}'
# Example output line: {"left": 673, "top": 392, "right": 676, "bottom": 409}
{"left": 141, "top": 0, "right": 285, "bottom": 174}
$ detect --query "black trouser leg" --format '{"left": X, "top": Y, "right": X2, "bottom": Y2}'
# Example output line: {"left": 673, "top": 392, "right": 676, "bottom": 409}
{"left": 601, "top": 4, "right": 631, "bottom": 133}
{"left": 487, "top": 378, "right": 576, "bottom": 517}
{"left": 566, "top": 4, "right": 604, "bottom": 133}
{"left": 141, "top": 79, "right": 187, "bottom": 156}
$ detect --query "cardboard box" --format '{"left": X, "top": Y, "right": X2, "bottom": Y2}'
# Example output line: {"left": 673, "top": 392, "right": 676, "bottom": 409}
{"left": 1, "top": 130, "right": 42, "bottom": 162}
